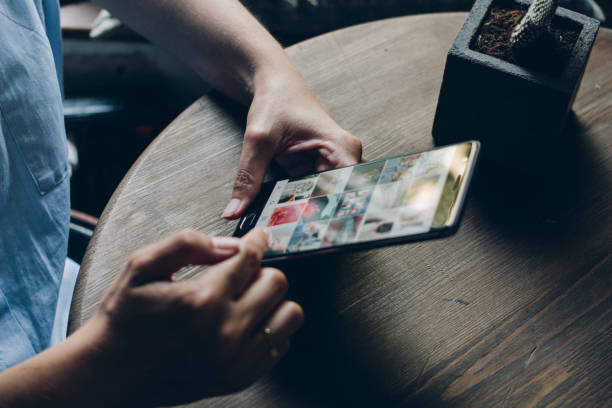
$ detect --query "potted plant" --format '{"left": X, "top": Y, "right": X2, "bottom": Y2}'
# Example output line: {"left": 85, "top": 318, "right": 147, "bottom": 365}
{"left": 432, "top": 0, "right": 599, "bottom": 167}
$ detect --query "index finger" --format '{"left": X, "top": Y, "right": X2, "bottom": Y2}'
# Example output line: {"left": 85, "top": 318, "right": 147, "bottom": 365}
{"left": 199, "top": 227, "right": 271, "bottom": 297}
{"left": 127, "top": 229, "right": 241, "bottom": 285}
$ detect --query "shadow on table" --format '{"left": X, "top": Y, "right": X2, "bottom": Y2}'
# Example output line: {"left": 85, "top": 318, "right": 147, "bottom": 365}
{"left": 470, "top": 112, "right": 608, "bottom": 244}
{"left": 262, "top": 254, "right": 454, "bottom": 408}
{"left": 258, "top": 112, "right": 609, "bottom": 407}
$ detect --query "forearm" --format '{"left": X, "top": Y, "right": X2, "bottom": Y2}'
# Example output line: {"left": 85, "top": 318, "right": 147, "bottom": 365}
{"left": 95, "top": 0, "right": 300, "bottom": 104}
{"left": 0, "top": 318, "right": 129, "bottom": 408}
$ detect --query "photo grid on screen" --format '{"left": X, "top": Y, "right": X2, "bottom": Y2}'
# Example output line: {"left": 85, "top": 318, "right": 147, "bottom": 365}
{"left": 255, "top": 145, "right": 457, "bottom": 256}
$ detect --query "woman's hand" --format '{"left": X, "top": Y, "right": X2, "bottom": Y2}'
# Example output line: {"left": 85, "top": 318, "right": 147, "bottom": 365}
{"left": 88, "top": 228, "right": 303, "bottom": 405}
{"left": 0, "top": 228, "right": 304, "bottom": 407}
{"left": 223, "top": 68, "right": 363, "bottom": 219}
{"left": 95, "top": 0, "right": 363, "bottom": 221}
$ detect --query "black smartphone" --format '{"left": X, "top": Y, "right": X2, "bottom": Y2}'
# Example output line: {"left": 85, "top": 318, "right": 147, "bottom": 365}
{"left": 234, "top": 141, "right": 480, "bottom": 263}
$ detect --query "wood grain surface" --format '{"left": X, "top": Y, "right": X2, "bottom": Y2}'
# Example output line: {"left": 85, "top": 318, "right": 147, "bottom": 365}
{"left": 68, "top": 13, "right": 612, "bottom": 407}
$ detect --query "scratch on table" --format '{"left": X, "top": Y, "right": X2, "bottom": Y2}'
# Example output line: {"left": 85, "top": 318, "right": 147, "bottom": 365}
{"left": 526, "top": 346, "right": 537, "bottom": 366}
{"left": 415, "top": 343, "right": 440, "bottom": 385}
{"left": 442, "top": 298, "right": 470, "bottom": 306}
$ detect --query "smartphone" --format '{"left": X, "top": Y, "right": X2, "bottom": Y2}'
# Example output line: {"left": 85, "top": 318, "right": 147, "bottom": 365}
{"left": 234, "top": 141, "right": 480, "bottom": 263}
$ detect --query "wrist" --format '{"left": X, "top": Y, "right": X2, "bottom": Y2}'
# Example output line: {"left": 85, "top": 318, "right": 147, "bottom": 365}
{"left": 252, "top": 59, "right": 306, "bottom": 98}
{"left": 0, "top": 314, "right": 131, "bottom": 408}
{"left": 58, "top": 314, "right": 138, "bottom": 406}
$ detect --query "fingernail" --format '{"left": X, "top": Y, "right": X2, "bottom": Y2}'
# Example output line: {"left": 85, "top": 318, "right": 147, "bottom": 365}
{"left": 222, "top": 198, "right": 242, "bottom": 218}
{"left": 212, "top": 236, "right": 240, "bottom": 251}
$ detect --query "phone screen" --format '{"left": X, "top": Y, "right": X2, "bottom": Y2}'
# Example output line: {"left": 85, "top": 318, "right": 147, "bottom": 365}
{"left": 248, "top": 142, "right": 477, "bottom": 259}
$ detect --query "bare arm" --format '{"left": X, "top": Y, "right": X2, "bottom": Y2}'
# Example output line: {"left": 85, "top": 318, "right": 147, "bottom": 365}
{"left": 96, "top": 0, "right": 363, "bottom": 218}
{"left": 95, "top": 0, "right": 297, "bottom": 104}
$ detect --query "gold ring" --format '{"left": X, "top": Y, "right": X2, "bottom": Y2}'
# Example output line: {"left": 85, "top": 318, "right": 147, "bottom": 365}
{"left": 263, "top": 327, "right": 279, "bottom": 359}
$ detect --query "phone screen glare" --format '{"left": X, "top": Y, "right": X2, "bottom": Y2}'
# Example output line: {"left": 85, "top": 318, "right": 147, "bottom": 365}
{"left": 255, "top": 144, "right": 471, "bottom": 257}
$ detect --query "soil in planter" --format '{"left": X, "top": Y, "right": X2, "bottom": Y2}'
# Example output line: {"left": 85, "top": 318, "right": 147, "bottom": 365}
{"left": 471, "top": 2, "right": 580, "bottom": 77}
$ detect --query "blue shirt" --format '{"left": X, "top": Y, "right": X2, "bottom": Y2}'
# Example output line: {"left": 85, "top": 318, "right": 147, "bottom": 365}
{"left": 0, "top": 0, "right": 70, "bottom": 370}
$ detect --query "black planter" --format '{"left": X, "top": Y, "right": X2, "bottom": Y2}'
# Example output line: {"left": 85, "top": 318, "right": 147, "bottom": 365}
{"left": 432, "top": 0, "right": 599, "bottom": 167}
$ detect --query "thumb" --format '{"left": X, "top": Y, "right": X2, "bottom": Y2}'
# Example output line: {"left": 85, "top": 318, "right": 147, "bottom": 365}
{"left": 223, "top": 131, "right": 275, "bottom": 219}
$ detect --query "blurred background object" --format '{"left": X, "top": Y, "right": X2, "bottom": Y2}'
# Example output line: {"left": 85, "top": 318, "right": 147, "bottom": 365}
{"left": 242, "top": 0, "right": 606, "bottom": 45}
{"left": 60, "top": 2, "right": 209, "bottom": 218}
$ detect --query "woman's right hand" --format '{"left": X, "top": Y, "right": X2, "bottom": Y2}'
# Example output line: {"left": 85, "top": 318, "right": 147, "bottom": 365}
{"left": 86, "top": 227, "right": 304, "bottom": 405}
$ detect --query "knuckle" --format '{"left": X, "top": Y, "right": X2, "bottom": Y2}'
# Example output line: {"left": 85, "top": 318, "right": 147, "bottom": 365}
{"left": 223, "top": 269, "right": 244, "bottom": 293}
{"left": 240, "top": 241, "right": 262, "bottom": 265}
{"left": 126, "top": 251, "right": 151, "bottom": 272}
{"left": 344, "top": 132, "right": 363, "bottom": 154}
{"left": 244, "top": 126, "right": 271, "bottom": 146}
{"left": 233, "top": 168, "right": 256, "bottom": 192}
{"left": 218, "top": 321, "right": 243, "bottom": 348}
{"left": 193, "top": 287, "right": 223, "bottom": 313}
{"left": 173, "top": 229, "right": 200, "bottom": 249}
{"left": 265, "top": 268, "right": 288, "bottom": 295}
{"left": 170, "top": 289, "right": 199, "bottom": 316}
{"left": 286, "top": 301, "right": 305, "bottom": 327}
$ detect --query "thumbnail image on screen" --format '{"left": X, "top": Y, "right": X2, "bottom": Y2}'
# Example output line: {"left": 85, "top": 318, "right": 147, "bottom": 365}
{"left": 255, "top": 143, "right": 470, "bottom": 257}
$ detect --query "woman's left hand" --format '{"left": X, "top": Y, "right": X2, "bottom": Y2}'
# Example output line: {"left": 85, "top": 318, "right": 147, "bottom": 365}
{"left": 223, "top": 69, "right": 364, "bottom": 219}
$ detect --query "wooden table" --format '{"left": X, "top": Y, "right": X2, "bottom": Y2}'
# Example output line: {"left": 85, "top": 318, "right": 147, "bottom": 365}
{"left": 69, "top": 13, "right": 612, "bottom": 407}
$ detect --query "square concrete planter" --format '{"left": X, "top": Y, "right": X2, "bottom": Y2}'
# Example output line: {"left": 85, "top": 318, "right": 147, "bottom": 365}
{"left": 432, "top": 0, "right": 599, "bottom": 166}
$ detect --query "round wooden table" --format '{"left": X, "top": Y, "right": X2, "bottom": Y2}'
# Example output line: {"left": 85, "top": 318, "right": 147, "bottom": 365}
{"left": 69, "top": 13, "right": 612, "bottom": 407}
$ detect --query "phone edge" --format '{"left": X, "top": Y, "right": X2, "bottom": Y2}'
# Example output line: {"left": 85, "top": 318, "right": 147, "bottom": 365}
{"left": 233, "top": 141, "right": 480, "bottom": 253}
